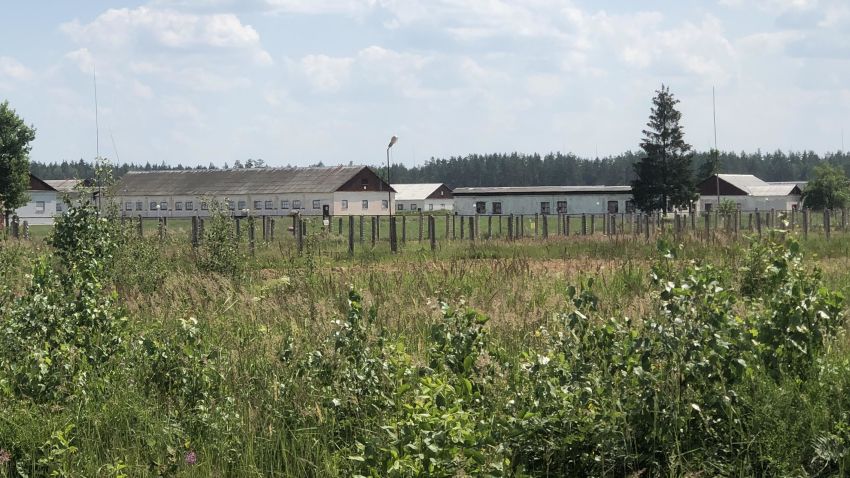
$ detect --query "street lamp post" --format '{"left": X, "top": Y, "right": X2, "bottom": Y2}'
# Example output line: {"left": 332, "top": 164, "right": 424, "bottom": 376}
{"left": 387, "top": 135, "right": 398, "bottom": 217}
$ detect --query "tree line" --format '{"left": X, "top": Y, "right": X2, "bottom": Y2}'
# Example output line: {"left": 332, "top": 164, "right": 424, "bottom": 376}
{"left": 28, "top": 150, "right": 850, "bottom": 186}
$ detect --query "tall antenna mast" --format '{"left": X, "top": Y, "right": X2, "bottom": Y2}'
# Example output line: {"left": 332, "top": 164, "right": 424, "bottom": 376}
{"left": 94, "top": 64, "right": 100, "bottom": 159}
{"left": 713, "top": 86, "right": 720, "bottom": 209}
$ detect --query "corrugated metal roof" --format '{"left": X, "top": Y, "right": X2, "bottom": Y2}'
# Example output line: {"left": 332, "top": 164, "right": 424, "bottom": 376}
{"left": 453, "top": 185, "right": 632, "bottom": 195}
{"left": 116, "top": 166, "right": 369, "bottom": 196}
{"left": 717, "top": 174, "right": 801, "bottom": 196}
{"left": 45, "top": 179, "right": 82, "bottom": 192}
{"left": 392, "top": 183, "right": 446, "bottom": 201}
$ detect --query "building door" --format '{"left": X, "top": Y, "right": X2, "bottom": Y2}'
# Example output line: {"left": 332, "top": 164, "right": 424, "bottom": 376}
{"left": 607, "top": 201, "right": 619, "bottom": 213}
{"left": 322, "top": 204, "right": 330, "bottom": 218}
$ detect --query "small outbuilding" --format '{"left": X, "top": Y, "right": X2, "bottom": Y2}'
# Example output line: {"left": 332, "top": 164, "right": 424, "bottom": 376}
{"left": 453, "top": 186, "right": 634, "bottom": 216}
{"left": 8, "top": 174, "right": 61, "bottom": 225}
{"left": 697, "top": 174, "right": 803, "bottom": 212}
{"left": 114, "top": 166, "right": 395, "bottom": 217}
{"left": 391, "top": 183, "right": 453, "bottom": 212}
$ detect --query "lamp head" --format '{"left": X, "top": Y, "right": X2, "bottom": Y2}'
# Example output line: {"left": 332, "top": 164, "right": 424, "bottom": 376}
{"left": 388, "top": 135, "right": 398, "bottom": 149}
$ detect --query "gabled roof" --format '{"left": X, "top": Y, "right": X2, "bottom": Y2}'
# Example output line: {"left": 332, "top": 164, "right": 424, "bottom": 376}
{"left": 116, "top": 166, "right": 387, "bottom": 196}
{"left": 29, "top": 173, "right": 57, "bottom": 192}
{"left": 712, "top": 174, "right": 802, "bottom": 196}
{"left": 45, "top": 179, "right": 83, "bottom": 193}
{"left": 392, "top": 183, "right": 448, "bottom": 201}
{"left": 453, "top": 185, "right": 631, "bottom": 196}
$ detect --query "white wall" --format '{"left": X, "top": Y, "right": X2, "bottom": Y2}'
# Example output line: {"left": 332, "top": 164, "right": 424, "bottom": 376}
{"left": 396, "top": 199, "right": 454, "bottom": 212}
{"left": 454, "top": 194, "right": 633, "bottom": 215}
{"left": 332, "top": 191, "right": 395, "bottom": 216}
{"left": 698, "top": 195, "right": 800, "bottom": 212}
{"left": 116, "top": 192, "right": 395, "bottom": 217}
{"left": 14, "top": 191, "right": 59, "bottom": 225}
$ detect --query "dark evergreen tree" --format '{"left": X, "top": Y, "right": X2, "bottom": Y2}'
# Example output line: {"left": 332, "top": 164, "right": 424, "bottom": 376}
{"left": 632, "top": 85, "right": 696, "bottom": 213}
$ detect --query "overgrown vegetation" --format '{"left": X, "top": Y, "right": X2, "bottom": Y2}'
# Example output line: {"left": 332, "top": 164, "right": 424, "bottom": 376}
{"left": 2, "top": 203, "right": 850, "bottom": 477}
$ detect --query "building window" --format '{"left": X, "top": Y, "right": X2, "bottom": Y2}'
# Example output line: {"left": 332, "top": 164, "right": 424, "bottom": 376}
{"left": 361, "top": 178, "right": 368, "bottom": 190}
{"left": 607, "top": 201, "right": 619, "bottom": 213}
{"left": 341, "top": 200, "right": 348, "bottom": 210}
{"left": 186, "top": 201, "right": 194, "bottom": 211}
{"left": 160, "top": 201, "right": 168, "bottom": 211}
{"left": 56, "top": 203, "right": 63, "bottom": 213}
{"left": 292, "top": 200, "right": 301, "bottom": 209}
{"left": 281, "top": 200, "right": 289, "bottom": 209}
{"left": 704, "top": 203, "right": 713, "bottom": 213}
{"left": 428, "top": 203, "right": 434, "bottom": 211}
{"left": 136, "top": 201, "right": 143, "bottom": 211}
{"left": 492, "top": 202, "right": 502, "bottom": 214}
{"left": 265, "top": 200, "right": 273, "bottom": 210}
{"left": 557, "top": 201, "right": 567, "bottom": 213}
{"left": 125, "top": 201, "right": 133, "bottom": 211}
{"left": 362, "top": 200, "right": 369, "bottom": 210}
{"left": 381, "top": 200, "right": 388, "bottom": 210}
{"left": 540, "top": 202, "right": 551, "bottom": 214}
{"left": 201, "top": 202, "right": 208, "bottom": 211}
{"left": 175, "top": 201, "right": 183, "bottom": 211}
{"left": 35, "top": 201, "right": 45, "bottom": 214}
{"left": 254, "top": 200, "right": 262, "bottom": 210}
{"left": 625, "top": 200, "right": 635, "bottom": 213}
{"left": 397, "top": 203, "right": 404, "bottom": 211}
{"left": 150, "top": 201, "right": 157, "bottom": 211}
{"left": 238, "top": 200, "right": 246, "bottom": 210}
{"left": 475, "top": 201, "right": 486, "bottom": 214}
{"left": 313, "top": 199, "right": 321, "bottom": 209}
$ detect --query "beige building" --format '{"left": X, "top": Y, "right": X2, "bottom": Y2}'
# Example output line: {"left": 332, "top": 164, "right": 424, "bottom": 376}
{"left": 453, "top": 186, "right": 634, "bottom": 216}
{"left": 114, "top": 166, "right": 396, "bottom": 217}
{"left": 392, "top": 183, "right": 454, "bottom": 212}
{"left": 697, "top": 174, "right": 804, "bottom": 212}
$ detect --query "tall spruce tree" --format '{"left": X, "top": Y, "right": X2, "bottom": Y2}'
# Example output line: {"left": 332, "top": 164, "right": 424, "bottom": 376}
{"left": 632, "top": 85, "right": 696, "bottom": 213}
{"left": 0, "top": 101, "right": 36, "bottom": 227}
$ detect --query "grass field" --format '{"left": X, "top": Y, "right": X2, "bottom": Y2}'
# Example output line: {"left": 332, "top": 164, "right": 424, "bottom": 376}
{"left": 2, "top": 205, "right": 850, "bottom": 476}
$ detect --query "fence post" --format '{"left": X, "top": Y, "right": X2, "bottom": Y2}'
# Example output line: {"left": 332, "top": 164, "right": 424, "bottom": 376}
{"left": 534, "top": 213, "right": 539, "bottom": 238}
{"left": 452, "top": 215, "right": 456, "bottom": 240}
{"left": 644, "top": 214, "right": 650, "bottom": 240}
{"left": 460, "top": 215, "right": 465, "bottom": 239}
{"left": 803, "top": 209, "right": 809, "bottom": 239}
{"left": 138, "top": 215, "right": 143, "bottom": 238}
{"left": 338, "top": 217, "right": 343, "bottom": 235}
{"left": 390, "top": 216, "right": 398, "bottom": 253}
{"left": 248, "top": 216, "right": 256, "bottom": 257}
{"left": 348, "top": 216, "right": 355, "bottom": 255}
{"left": 842, "top": 208, "right": 847, "bottom": 232}
{"left": 297, "top": 218, "right": 305, "bottom": 254}
{"left": 542, "top": 214, "right": 548, "bottom": 238}
{"left": 590, "top": 214, "right": 595, "bottom": 235}
{"left": 825, "top": 209, "right": 831, "bottom": 240}
{"left": 565, "top": 214, "right": 571, "bottom": 236}
{"left": 236, "top": 217, "right": 242, "bottom": 240}
{"left": 371, "top": 216, "right": 377, "bottom": 247}
{"left": 610, "top": 214, "right": 616, "bottom": 238}
{"left": 158, "top": 217, "right": 164, "bottom": 242}
{"left": 446, "top": 214, "right": 450, "bottom": 240}
{"left": 429, "top": 216, "right": 437, "bottom": 251}
{"left": 21, "top": 221, "right": 29, "bottom": 240}
{"left": 469, "top": 216, "right": 475, "bottom": 242}
{"left": 755, "top": 209, "right": 762, "bottom": 237}
{"left": 581, "top": 214, "right": 587, "bottom": 235}
{"left": 270, "top": 218, "right": 275, "bottom": 241}
{"left": 507, "top": 214, "right": 514, "bottom": 240}
{"left": 191, "top": 216, "right": 199, "bottom": 248}
{"left": 401, "top": 215, "right": 406, "bottom": 243}
{"left": 487, "top": 215, "right": 492, "bottom": 239}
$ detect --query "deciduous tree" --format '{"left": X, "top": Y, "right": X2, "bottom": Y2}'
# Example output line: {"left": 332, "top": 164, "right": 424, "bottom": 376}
{"left": 0, "top": 100, "right": 36, "bottom": 227}
{"left": 802, "top": 163, "right": 850, "bottom": 210}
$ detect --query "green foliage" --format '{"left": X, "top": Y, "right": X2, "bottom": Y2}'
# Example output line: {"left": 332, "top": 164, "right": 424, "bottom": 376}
{"left": 0, "top": 201, "right": 125, "bottom": 402}
{"left": 0, "top": 100, "right": 36, "bottom": 224}
{"left": 195, "top": 199, "right": 243, "bottom": 276}
{"left": 632, "top": 84, "right": 696, "bottom": 213}
{"left": 802, "top": 162, "right": 850, "bottom": 210}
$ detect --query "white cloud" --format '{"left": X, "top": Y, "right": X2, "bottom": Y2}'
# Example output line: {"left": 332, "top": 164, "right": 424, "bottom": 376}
{"left": 64, "top": 48, "right": 95, "bottom": 73}
{"left": 61, "top": 6, "right": 271, "bottom": 65}
{"left": 298, "top": 54, "right": 354, "bottom": 92}
{"left": 0, "top": 56, "right": 34, "bottom": 81}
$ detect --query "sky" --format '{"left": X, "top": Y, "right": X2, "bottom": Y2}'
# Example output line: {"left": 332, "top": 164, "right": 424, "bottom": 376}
{"left": 1, "top": 0, "right": 848, "bottom": 168}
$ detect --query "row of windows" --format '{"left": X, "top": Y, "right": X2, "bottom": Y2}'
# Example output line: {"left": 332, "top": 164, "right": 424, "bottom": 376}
{"left": 396, "top": 203, "right": 448, "bottom": 211}
{"left": 124, "top": 199, "right": 390, "bottom": 212}
{"left": 473, "top": 200, "right": 636, "bottom": 215}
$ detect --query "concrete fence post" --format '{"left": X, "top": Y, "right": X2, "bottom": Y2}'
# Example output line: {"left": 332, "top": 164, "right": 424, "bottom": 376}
{"left": 429, "top": 216, "right": 437, "bottom": 251}
{"left": 348, "top": 216, "right": 355, "bottom": 255}
{"left": 248, "top": 216, "right": 256, "bottom": 257}
{"left": 825, "top": 209, "right": 831, "bottom": 240}
{"left": 390, "top": 216, "right": 398, "bottom": 253}
{"left": 507, "top": 214, "right": 514, "bottom": 240}
{"left": 401, "top": 215, "right": 406, "bottom": 243}
{"left": 138, "top": 215, "right": 144, "bottom": 238}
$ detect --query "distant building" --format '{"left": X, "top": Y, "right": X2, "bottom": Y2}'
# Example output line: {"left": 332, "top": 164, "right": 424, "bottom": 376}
{"left": 697, "top": 174, "right": 803, "bottom": 212}
{"left": 114, "top": 166, "right": 395, "bottom": 217}
{"left": 453, "top": 186, "right": 634, "bottom": 216}
{"left": 12, "top": 174, "right": 61, "bottom": 225}
{"left": 392, "top": 183, "right": 453, "bottom": 212}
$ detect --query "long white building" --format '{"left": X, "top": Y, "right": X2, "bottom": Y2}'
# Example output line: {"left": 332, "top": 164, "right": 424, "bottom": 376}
{"left": 392, "top": 183, "right": 454, "bottom": 212}
{"left": 114, "top": 166, "right": 396, "bottom": 217}
{"left": 453, "top": 186, "right": 634, "bottom": 216}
